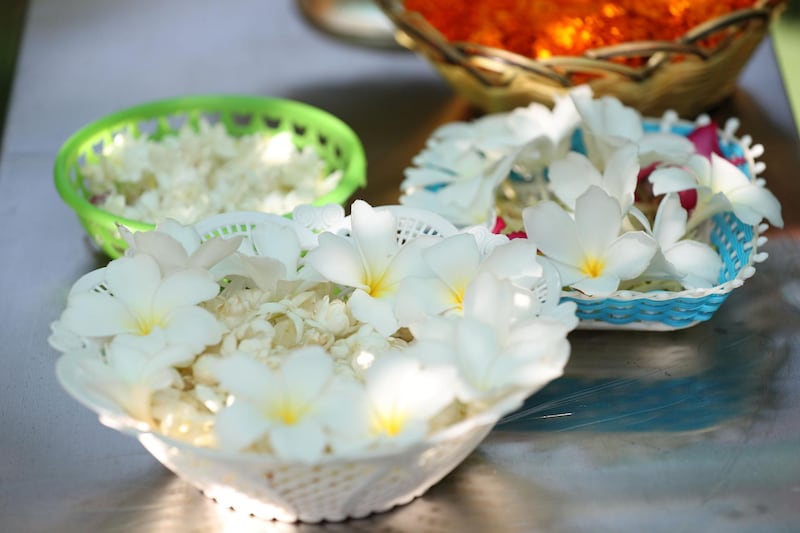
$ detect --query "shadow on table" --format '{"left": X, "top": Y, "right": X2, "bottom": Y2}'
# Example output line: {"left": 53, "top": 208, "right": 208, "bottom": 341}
{"left": 499, "top": 238, "right": 800, "bottom": 433}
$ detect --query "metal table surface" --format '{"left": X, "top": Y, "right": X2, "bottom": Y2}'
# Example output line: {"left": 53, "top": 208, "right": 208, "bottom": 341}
{"left": 1, "top": 1, "right": 799, "bottom": 532}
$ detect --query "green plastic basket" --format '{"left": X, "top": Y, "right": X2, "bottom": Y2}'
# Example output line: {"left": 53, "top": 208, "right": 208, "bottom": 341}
{"left": 54, "top": 95, "right": 367, "bottom": 258}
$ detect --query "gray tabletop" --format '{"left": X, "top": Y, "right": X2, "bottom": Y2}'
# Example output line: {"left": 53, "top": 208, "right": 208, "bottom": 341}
{"left": 2, "top": 1, "right": 800, "bottom": 532}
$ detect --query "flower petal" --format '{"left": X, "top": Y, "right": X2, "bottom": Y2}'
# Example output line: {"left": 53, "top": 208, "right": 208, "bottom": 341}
{"left": 214, "top": 353, "right": 276, "bottom": 402}
{"left": 637, "top": 133, "right": 694, "bottom": 165}
{"left": 250, "top": 223, "right": 302, "bottom": 274}
{"left": 153, "top": 268, "right": 219, "bottom": 313}
{"left": 347, "top": 289, "right": 399, "bottom": 337}
{"left": 603, "top": 231, "right": 658, "bottom": 280}
{"left": 189, "top": 235, "right": 244, "bottom": 272}
{"left": 571, "top": 273, "right": 622, "bottom": 296}
{"left": 105, "top": 255, "right": 162, "bottom": 317}
{"left": 602, "top": 142, "right": 639, "bottom": 211}
{"left": 305, "top": 233, "right": 367, "bottom": 290}
{"left": 726, "top": 184, "right": 784, "bottom": 228}
{"left": 462, "top": 272, "right": 514, "bottom": 337}
{"left": 709, "top": 153, "right": 751, "bottom": 192}
{"left": 422, "top": 234, "right": 480, "bottom": 294}
{"left": 649, "top": 166, "right": 699, "bottom": 196}
{"left": 574, "top": 186, "right": 622, "bottom": 256}
{"left": 350, "top": 200, "right": 399, "bottom": 280}
{"left": 215, "top": 402, "right": 271, "bottom": 451}
{"left": 547, "top": 151, "right": 601, "bottom": 209}
{"left": 664, "top": 240, "right": 722, "bottom": 289}
{"left": 522, "top": 202, "right": 583, "bottom": 265}
{"left": 479, "top": 239, "right": 542, "bottom": 286}
{"left": 130, "top": 230, "right": 190, "bottom": 273}
{"left": 270, "top": 422, "right": 327, "bottom": 462}
{"left": 280, "top": 346, "right": 333, "bottom": 405}
{"left": 653, "top": 193, "right": 688, "bottom": 248}
{"left": 61, "top": 290, "right": 136, "bottom": 338}
{"left": 163, "top": 306, "right": 222, "bottom": 349}
{"left": 395, "top": 277, "right": 455, "bottom": 325}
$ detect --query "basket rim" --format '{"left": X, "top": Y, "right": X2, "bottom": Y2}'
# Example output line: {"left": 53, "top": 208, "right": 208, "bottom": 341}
{"left": 53, "top": 94, "right": 367, "bottom": 236}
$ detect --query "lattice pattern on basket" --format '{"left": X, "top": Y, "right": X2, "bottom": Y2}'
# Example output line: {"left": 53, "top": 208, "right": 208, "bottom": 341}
{"left": 324, "top": 205, "right": 460, "bottom": 245}
{"left": 54, "top": 96, "right": 366, "bottom": 258}
{"left": 135, "top": 414, "right": 494, "bottom": 522}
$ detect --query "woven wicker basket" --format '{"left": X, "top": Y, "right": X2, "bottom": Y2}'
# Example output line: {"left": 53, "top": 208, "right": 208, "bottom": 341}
{"left": 377, "top": 0, "right": 787, "bottom": 116}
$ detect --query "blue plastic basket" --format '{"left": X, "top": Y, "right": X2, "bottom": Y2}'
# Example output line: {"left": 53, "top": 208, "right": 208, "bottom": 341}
{"left": 405, "top": 113, "right": 772, "bottom": 331}
{"left": 564, "top": 212, "right": 766, "bottom": 330}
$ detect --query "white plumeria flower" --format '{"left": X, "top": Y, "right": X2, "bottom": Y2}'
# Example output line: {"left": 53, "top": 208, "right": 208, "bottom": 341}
{"left": 355, "top": 354, "right": 457, "bottom": 446}
{"left": 571, "top": 89, "right": 694, "bottom": 169}
{"left": 547, "top": 143, "right": 639, "bottom": 213}
{"left": 213, "top": 347, "right": 336, "bottom": 461}
{"left": 504, "top": 93, "right": 581, "bottom": 176}
{"left": 523, "top": 186, "right": 658, "bottom": 296}
{"left": 507, "top": 93, "right": 580, "bottom": 147}
{"left": 429, "top": 112, "right": 519, "bottom": 156}
{"left": 305, "top": 200, "right": 433, "bottom": 336}
{"left": 120, "top": 219, "right": 242, "bottom": 279}
{"left": 401, "top": 148, "right": 518, "bottom": 226}
{"left": 395, "top": 233, "right": 542, "bottom": 325}
{"left": 62, "top": 329, "right": 195, "bottom": 423}
{"left": 403, "top": 139, "right": 499, "bottom": 190}
{"left": 61, "top": 254, "right": 222, "bottom": 353}
{"left": 411, "top": 272, "right": 574, "bottom": 404}
{"left": 641, "top": 193, "right": 722, "bottom": 289}
{"left": 649, "top": 153, "right": 783, "bottom": 229}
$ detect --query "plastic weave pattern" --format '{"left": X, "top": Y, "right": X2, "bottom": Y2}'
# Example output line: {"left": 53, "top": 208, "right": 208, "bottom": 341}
{"left": 565, "top": 213, "right": 758, "bottom": 330}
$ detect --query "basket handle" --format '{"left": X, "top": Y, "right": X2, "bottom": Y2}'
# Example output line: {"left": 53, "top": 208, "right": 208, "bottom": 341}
{"left": 375, "top": 0, "right": 495, "bottom": 87}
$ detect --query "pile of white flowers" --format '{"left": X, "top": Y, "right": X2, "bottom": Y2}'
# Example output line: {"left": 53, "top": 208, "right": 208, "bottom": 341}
{"left": 401, "top": 87, "right": 783, "bottom": 296}
{"left": 50, "top": 201, "right": 577, "bottom": 462}
{"left": 82, "top": 119, "right": 342, "bottom": 224}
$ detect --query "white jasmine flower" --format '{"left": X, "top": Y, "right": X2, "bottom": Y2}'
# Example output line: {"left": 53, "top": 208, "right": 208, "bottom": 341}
{"left": 638, "top": 193, "right": 722, "bottom": 289}
{"left": 83, "top": 120, "right": 342, "bottom": 225}
{"left": 547, "top": 143, "right": 639, "bottom": 213}
{"left": 649, "top": 153, "right": 783, "bottom": 229}
{"left": 61, "top": 254, "right": 222, "bottom": 352}
{"left": 305, "top": 200, "right": 433, "bottom": 336}
{"left": 523, "top": 186, "right": 658, "bottom": 296}
{"left": 213, "top": 347, "right": 335, "bottom": 461}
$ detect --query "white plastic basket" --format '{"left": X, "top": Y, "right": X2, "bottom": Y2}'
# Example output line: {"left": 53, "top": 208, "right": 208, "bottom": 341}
{"left": 53, "top": 205, "right": 549, "bottom": 522}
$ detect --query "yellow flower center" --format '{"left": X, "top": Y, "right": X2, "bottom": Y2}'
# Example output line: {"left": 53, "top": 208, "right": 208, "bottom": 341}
{"left": 372, "top": 407, "right": 407, "bottom": 437}
{"left": 581, "top": 256, "right": 605, "bottom": 278}
{"left": 135, "top": 315, "right": 165, "bottom": 336}
{"left": 270, "top": 400, "right": 306, "bottom": 426}
{"left": 367, "top": 273, "right": 391, "bottom": 298}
